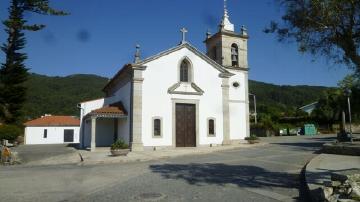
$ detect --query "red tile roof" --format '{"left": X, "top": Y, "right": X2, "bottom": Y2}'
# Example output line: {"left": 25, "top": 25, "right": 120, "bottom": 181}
{"left": 24, "top": 116, "right": 80, "bottom": 127}
{"left": 90, "top": 102, "right": 127, "bottom": 116}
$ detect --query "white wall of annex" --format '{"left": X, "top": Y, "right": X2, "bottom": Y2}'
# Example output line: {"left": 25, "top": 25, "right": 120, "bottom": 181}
{"left": 25, "top": 126, "right": 80, "bottom": 145}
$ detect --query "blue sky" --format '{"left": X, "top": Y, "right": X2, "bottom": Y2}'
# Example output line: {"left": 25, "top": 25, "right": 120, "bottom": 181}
{"left": 0, "top": 0, "right": 352, "bottom": 87}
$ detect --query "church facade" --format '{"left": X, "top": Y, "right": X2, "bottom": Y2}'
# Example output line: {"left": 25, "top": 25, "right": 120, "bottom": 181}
{"left": 79, "top": 4, "right": 250, "bottom": 151}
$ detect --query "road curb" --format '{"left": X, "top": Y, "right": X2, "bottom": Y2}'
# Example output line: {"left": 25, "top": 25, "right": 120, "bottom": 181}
{"left": 304, "top": 153, "right": 360, "bottom": 202}
{"left": 300, "top": 160, "right": 313, "bottom": 202}
{"left": 304, "top": 154, "right": 325, "bottom": 202}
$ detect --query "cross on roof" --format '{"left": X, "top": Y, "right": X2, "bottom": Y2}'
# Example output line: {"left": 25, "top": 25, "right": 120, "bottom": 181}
{"left": 180, "top": 28, "right": 188, "bottom": 44}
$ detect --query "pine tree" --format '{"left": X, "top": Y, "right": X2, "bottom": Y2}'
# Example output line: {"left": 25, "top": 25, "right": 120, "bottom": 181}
{"left": 0, "top": 0, "right": 67, "bottom": 124}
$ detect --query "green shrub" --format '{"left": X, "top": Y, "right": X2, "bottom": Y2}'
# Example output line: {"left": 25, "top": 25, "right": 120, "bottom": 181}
{"left": 0, "top": 125, "right": 22, "bottom": 141}
{"left": 245, "top": 134, "right": 259, "bottom": 141}
{"left": 110, "top": 139, "right": 129, "bottom": 150}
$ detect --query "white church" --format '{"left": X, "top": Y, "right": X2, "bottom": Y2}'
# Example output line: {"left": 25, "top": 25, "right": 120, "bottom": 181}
{"left": 79, "top": 2, "right": 250, "bottom": 151}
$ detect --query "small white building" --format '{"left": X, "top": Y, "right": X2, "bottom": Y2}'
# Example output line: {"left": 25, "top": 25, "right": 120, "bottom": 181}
{"left": 79, "top": 3, "right": 250, "bottom": 151}
{"left": 299, "top": 102, "right": 318, "bottom": 115}
{"left": 24, "top": 115, "right": 80, "bottom": 145}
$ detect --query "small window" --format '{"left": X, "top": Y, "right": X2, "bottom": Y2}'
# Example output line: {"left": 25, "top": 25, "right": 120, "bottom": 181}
{"left": 180, "top": 60, "right": 189, "bottom": 82}
{"left": 43, "top": 129, "right": 47, "bottom": 138}
{"left": 208, "top": 118, "right": 215, "bottom": 136}
{"left": 233, "top": 82, "right": 240, "bottom": 88}
{"left": 153, "top": 118, "right": 161, "bottom": 137}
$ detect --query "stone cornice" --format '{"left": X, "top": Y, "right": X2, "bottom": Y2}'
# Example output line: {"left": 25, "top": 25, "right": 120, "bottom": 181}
{"left": 204, "top": 30, "right": 249, "bottom": 43}
{"left": 136, "top": 43, "right": 232, "bottom": 75}
{"left": 224, "top": 66, "right": 249, "bottom": 71}
{"left": 167, "top": 82, "right": 204, "bottom": 96}
{"left": 219, "top": 72, "right": 235, "bottom": 78}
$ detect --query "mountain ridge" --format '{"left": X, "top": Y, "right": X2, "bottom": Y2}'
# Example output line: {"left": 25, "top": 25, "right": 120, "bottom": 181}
{"left": 23, "top": 73, "right": 332, "bottom": 119}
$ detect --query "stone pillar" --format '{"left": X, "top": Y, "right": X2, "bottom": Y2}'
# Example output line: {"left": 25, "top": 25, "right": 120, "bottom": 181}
{"left": 131, "top": 68, "right": 144, "bottom": 151}
{"left": 244, "top": 72, "right": 250, "bottom": 138}
{"left": 91, "top": 117, "right": 96, "bottom": 152}
{"left": 222, "top": 77, "right": 231, "bottom": 145}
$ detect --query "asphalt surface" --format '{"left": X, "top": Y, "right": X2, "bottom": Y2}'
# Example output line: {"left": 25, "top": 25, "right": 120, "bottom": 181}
{"left": 0, "top": 135, "right": 336, "bottom": 202}
{"left": 12, "top": 144, "right": 78, "bottom": 163}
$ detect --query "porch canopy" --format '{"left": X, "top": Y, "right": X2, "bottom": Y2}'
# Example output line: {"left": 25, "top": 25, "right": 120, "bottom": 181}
{"left": 85, "top": 102, "right": 127, "bottom": 151}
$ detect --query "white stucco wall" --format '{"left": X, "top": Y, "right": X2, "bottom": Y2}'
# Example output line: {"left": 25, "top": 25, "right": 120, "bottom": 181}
{"left": 228, "top": 69, "right": 248, "bottom": 140}
{"left": 80, "top": 98, "right": 105, "bottom": 118}
{"left": 105, "top": 79, "right": 132, "bottom": 144}
{"left": 79, "top": 46, "right": 248, "bottom": 148}
{"left": 25, "top": 126, "right": 80, "bottom": 145}
{"left": 141, "top": 47, "right": 225, "bottom": 147}
{"left": 79, "top": 79, "right": 132, "bottom": 148}
{"left": 79, "top": 98, "right": 104, "bottom": 148}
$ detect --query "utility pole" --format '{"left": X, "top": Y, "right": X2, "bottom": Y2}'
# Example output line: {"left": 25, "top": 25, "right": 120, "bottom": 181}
{"left": 249, "top": 93, "right": 257, "bottom": 124}
{"left": 345, "top": 89, "right": 353, "bottom": 142}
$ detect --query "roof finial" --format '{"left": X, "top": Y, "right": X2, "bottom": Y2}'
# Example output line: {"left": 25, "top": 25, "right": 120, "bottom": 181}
{"left": 224, "top": 0, "right": 228, "bottom": 17}
{"left": 220, "top": 0, "right": 234, "bottom": 32}
{"left": 134, "top": 44, "right": 141, "bottom": 63}
{"left": 206, "top": 29, "right": 212, "bottom": 39}
{"left": 180, "top": 28, "right": 188, "bottom": 44}
{"left": 241, "top": 25, "right": 248, "bottom": 36}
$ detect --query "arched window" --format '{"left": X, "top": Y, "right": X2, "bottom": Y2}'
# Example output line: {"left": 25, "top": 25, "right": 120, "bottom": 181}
{"left": 153, "top": 117, "right": 162, "bottom": 137}
{"left": 231, "top": 44, "right": 239, "bottom": 67}
{"left": 207, "top": 118, "right": 216, "bottom": 136}
{"left": 180, "top": 59, "right": 190, "bottom": 82}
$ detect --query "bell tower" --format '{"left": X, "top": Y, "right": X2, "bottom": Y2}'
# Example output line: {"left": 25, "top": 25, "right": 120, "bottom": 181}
{"left": 204, "top": 0, "right": 248, "bottom": 69}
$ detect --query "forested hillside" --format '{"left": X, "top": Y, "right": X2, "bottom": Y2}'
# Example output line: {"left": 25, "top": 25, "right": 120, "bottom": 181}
{"left": 23, "top": 73, "right": 108, "bottom": 119}
{"left": 23, "top": 73, "right": 332, "bottom": 120}
{"left": 249, "top": 80, "right": 332, "bottom": 111}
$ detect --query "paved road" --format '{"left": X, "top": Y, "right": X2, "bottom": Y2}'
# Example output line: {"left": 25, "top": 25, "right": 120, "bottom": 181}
{"left": 12, "top": 144, "right": 77, "bottom": 163}
{"left": 0, "top": 135, "right": 336, "bottom": 202}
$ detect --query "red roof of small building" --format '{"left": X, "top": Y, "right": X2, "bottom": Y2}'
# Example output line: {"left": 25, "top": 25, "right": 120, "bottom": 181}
{"left": 24, "top": 116, "right": 80, "bottom": 127}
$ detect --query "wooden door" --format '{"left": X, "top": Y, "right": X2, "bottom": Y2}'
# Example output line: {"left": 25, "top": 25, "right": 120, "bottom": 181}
{"left": 176, "top": 104, "right": 196, "bottom": 147}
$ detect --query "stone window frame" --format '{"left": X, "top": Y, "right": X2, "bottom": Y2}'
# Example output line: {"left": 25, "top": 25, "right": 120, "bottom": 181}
{"left": 207, "top": 117, "right": 216, "bottom": 137}
{"left": 152, "top": 116, "right": 163, "bottom": 138}
{"left": 43, "top": 129, "right": 47, "bottom": 138}
{"left": 178, "top": 57, "right": 194, "bottom": 83}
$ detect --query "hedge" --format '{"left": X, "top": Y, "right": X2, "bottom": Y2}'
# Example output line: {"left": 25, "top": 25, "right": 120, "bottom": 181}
{"left": 0, "top": 125, "right": 22, "bottom": 141}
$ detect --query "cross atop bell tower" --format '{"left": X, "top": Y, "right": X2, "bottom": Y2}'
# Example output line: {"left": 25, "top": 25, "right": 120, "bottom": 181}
{"left": 204, "top": 0, "right": 249, "bottom": 69}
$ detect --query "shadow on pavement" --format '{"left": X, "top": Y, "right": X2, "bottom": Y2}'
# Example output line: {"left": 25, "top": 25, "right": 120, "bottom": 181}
{"left": 306, "top": 136, "right": 337, "bottom": 141}
{"left": 150, "top": 163, "right": 308, "bottom": 201}
{"left": 270, "top": 142, "right": 325, "bottom": 153}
